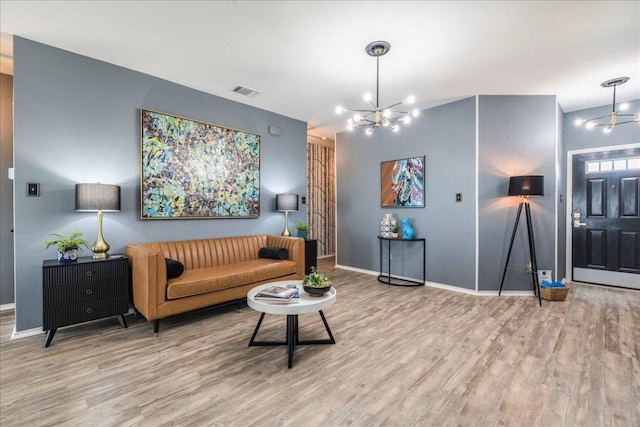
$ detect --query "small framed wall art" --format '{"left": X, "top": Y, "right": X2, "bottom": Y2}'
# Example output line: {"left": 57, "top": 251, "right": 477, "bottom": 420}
{"left": 140, "top": 109, "right": 260, "bottom": 219}
{"left": 380, "top": 155, "right": 425, "bottom": 207}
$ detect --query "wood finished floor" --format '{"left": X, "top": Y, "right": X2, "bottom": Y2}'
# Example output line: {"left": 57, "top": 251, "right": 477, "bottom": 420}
{"left": 1, "top": 258, "right": 639, "bottom": 427}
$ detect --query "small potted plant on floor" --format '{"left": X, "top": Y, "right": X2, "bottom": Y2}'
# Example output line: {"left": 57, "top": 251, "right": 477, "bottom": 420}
{"left": 42, "top": 231, "right": 90, "bottom": 263}
{"left": 295, "top": 220, "right": 310, "bottom": 239}
{"left": 302, "top": 266, "right": 332, "bottom": 297}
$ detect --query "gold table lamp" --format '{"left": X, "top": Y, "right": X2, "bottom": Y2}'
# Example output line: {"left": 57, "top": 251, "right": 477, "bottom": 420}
{"left": 75, "top": 183, "right": 121, "bottom": 259}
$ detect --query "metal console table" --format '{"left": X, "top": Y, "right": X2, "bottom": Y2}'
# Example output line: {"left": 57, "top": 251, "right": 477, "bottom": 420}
{"left": 377, "top": 236, "right": 426, "bottom": 287}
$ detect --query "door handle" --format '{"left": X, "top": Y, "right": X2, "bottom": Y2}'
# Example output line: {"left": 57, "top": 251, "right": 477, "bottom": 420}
{"left": 573, "top": 220, "right": 587, "bottom": 228}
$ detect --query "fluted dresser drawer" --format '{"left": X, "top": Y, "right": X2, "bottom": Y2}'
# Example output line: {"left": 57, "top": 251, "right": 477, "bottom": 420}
{"left": 42, "top": 256, "right": 129, "bottom": 347}
{"left": 43, "top": 295, "right": 130, "bottom": 330}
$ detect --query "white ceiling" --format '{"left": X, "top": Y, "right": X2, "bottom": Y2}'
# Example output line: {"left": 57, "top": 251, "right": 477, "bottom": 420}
{"left": 1, "top": 1, "right": 639, "bottom": 140}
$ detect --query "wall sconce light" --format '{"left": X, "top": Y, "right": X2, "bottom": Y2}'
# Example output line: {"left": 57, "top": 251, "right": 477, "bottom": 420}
{"left": 75, "top": 183, "right": 121, "bottom": 258}
{"left": 499, "top": 175, "right": 544, "bottom": 305}
{"left": 275, "top": 194, "right": 298, "bottom": 236}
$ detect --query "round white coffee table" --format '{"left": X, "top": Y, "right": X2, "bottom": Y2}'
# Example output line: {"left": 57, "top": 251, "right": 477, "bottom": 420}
{"left": 247, "top": 280, "right": 336, "bottom": 368}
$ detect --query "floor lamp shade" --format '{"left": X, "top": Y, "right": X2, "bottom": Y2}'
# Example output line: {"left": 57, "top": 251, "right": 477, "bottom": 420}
{"left": 508, "top": 175, "right": 544, "bottom": 197}
{"left": 75, "top": 183, "right": 121, "bottom": 259}
{"left": 275, "top": 194, "right": 298, "bottom": 236}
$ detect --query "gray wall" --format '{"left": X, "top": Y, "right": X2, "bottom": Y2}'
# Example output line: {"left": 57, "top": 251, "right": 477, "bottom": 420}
{"left": 477, "top": 95, "right": 558, "bottom": 291}
{"left": 337, "top": 95, "right": 562, "bottom": 293}
{"left": 336, "top": 97, "right": 478, "bottom": 290}
{"left": 1, "top": 73, "right": 14, "bottom": 305}
{"left": 556, "top": 104, "right": 566, "bottom": 281}
{"left": 12, "top": 37, "right": 307, "bottom": 332}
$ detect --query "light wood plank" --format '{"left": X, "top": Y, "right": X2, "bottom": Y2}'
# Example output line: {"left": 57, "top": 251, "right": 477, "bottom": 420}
{"left": 1, "top": 258, "right": 638, "bottom": 426}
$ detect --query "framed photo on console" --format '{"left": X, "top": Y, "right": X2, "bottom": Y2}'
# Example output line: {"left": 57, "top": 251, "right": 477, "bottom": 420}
{"left": 140, "top": 109, "right": 260, "bottom": 219}
{"left": 380, "top": 155, "right": 425, "bottom": 207}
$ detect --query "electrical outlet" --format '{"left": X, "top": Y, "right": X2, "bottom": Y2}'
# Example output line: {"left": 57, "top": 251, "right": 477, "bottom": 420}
{"left": 538, "top": 270, "right": 552, "bottom": 286}
{"left": 456, "top": 193, "right": 462, "bottom": 202}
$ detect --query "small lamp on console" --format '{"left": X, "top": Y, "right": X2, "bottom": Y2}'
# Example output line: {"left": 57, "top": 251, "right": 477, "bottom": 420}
{"left": 75, "top": 183, "right": 121, "bottom": 259}
{"left": 275, "top": 194, "right": 299, "bottom": 237}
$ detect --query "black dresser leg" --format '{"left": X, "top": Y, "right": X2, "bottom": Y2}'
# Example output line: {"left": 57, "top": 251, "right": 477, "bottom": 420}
{"left": 153, "top": 319, "right": 159, "bottom": 338}
{"left": 117, "top": 314, "right": 128, "bottom": 328}
{"left": 43, "top": 329, "right": 57, "bottom": 348}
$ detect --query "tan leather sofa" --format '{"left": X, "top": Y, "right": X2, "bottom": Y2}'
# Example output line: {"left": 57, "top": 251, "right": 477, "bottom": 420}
{"left": 125, "top": 235, "right": 304, "bottom": 335}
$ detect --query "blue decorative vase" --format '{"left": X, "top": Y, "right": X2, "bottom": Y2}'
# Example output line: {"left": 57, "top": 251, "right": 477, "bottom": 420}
{"left": 401, "top": 218, "right": 414, "bottom": 239}
{"left": 58, "top": 248, "right": 79, "bottom": 263}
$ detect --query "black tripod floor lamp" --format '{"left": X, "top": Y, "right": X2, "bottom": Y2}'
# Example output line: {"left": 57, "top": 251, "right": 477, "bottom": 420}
{"left": 498, "top": 175, "right": 544, "bottom": 306}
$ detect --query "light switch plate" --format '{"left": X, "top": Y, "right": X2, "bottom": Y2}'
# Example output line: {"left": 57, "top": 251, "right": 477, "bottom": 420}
{"left": 27, "top": 182, "right": 40, "bottom": 197}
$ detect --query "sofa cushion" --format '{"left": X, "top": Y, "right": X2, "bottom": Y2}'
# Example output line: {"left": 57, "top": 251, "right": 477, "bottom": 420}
{"left": 258, "top": 246, "right": 288, "bottom": 260}
{"left": 166, "top": 259, "right": 298, "bottom": 300}
{"left": 166, "top": 259, "right": 185, "bottom": 279}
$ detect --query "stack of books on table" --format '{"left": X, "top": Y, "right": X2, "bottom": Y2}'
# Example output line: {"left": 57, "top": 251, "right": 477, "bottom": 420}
{"left": 254, "top": 284, "right": 299, "bottom": 304}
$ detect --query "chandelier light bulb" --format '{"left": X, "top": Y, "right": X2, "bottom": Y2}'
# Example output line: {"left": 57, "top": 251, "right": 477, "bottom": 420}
{"left": 335, "top": 106, "right": 344, "bottom": 114}
{"left": 383, "top": 109, "right": 391, "bottom": 118}
{"left": 603, "top": 126, "right": 612, "bottom": 134}
{"left": 364, "top": 92, "right": 373, "bottom": 102}
{"left": 406, "top": 95, "right": 416, "bottom": 104}
{"left": 353, "top": 113, "right": 362, "bottom": 122}
{"left": 574, "top": 118, "right": 584, "bottom": 126}
{"left": 619, "top": 103, "right": 629, "bottom": 111}
{"left": 586, "top": 121, "right": 596, "bottom": 129}
{"left": 391, "top": 125, "right": 399, "bottom": 132}
{"left": 404, "top": 116, "right": 412, "bottom": 124}
{"left": 366, "top": 127, "right": 374, "bottom": 136}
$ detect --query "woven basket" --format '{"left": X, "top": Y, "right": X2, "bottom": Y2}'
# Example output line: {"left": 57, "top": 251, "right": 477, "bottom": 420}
{"left": 540, "top": 285, "right": 569, "bottom": 301}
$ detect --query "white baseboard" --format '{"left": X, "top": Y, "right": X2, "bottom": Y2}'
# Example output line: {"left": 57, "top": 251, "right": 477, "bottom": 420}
{"left": 11, "top": 326, "right": 42, "bottom": 340}
{"left": 335, "top": 264, "right": 535, "bottom": 297}
{"left": 0, "top": 303, "right": 15, "bottom": 311}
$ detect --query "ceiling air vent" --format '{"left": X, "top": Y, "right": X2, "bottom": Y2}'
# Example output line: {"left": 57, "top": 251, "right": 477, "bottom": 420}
{"left": 232, "top": 85, "right": 260, "bottom": 98}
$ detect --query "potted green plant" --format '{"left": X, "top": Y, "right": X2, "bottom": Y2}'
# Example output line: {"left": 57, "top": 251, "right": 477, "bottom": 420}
{"left": 302, "top": 266, "right": 332, "bottom": 296}
{"left": 390, "top": 224, "right": 399, "bottom": 239}
{"left": 295, "top": 220, "right": 310, "bottom": 239}
{"left": 42, "top": 231, "right": 90, "bottom": 263}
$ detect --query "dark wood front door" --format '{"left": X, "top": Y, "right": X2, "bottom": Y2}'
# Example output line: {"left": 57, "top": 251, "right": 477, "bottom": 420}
{"left": 572, "top": 148, "right": 640, "bottom": 289}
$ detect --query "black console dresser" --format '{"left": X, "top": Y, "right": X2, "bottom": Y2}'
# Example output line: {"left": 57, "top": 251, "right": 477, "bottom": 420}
{"left": 42, "top": 256, "right": 129, "bottom": 348}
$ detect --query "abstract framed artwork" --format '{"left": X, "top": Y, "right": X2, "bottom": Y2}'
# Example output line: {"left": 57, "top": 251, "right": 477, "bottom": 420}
{"left": 380, "top": 156, "right": 425, "bottom": 207}
{"left": 140, "top": 109, "right": 260, "bottom": 219}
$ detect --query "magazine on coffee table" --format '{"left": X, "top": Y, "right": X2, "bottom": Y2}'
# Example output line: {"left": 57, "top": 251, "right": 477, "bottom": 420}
{"left": 255, "top": 284, "right": 298, "bottom": 299}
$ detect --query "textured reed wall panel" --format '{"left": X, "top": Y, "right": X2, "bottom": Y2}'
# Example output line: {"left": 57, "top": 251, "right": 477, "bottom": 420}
{"left": 307, "top": 142, "right": 336, "bottom": 256}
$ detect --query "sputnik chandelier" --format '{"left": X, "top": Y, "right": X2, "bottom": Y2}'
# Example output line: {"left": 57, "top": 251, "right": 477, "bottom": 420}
{"left": 335, "top": 41, "right": 419, "bottom": 135}
{"left": 574, "top": 77, "right": 639, "bottom": 133}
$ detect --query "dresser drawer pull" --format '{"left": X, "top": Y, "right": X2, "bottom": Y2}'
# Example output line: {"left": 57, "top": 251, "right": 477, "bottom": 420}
{"left": 86, "top": 271, "right": 93, "bottom": 277}
{"left": 86, "top": 308, "right": 93, "bottom": 314}
{"left": 86, "top": 289, "right": 93, "bottom": 295}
